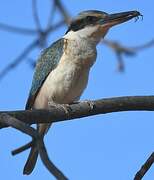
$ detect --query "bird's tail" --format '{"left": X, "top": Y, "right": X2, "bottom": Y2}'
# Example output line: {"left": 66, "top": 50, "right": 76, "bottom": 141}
{"left": 23, "top": 123, "right": 51, "bottom": 175}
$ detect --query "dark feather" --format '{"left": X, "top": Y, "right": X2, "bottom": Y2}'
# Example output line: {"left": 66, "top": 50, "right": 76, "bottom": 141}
{"left": 25, "top": 38, "right": 65, "bottom": 109}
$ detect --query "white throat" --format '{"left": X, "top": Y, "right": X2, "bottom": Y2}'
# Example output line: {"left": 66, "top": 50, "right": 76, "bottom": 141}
{"left": 63, "top": 26, "right": 104, "bottom": 45}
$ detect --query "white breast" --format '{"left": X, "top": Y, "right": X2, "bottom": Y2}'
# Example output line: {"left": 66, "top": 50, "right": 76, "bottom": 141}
{"left": 34, "top": 37, "right": 97, "bottom": 109}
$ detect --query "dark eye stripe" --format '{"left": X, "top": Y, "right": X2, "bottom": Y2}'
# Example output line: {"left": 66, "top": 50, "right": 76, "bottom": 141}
{"left": 65, "top": 16, "right": 100, "bottom": 34}
{"left": 86, "top": 16, "right": 99, "bottom": 22}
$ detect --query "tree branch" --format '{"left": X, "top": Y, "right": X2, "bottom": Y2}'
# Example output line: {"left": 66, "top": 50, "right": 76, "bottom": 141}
{"left": 1, "top": 96, "right": 154, "bottom": 129}
{"left": 1, "top": 1, "right": 153, "bottom": 81}
{"left": 32, "top": 0, "right": 42, "bottom": 31}
{"left": 0, "top": 39, "right": 38, "bottom": 81}
{"left": 0, "top": 0, "right": 69, "bottom": 82}
{"left": 134, "top": 152, "right": 154, "bottom": 180}
{"left": 0, "top": 22, "right": 37, "bottom": 35}
{"left": 54, "top": 0, "right": 71, "bottom": 24}
{"left": 0, "top": 113, "right": 68, "bottom": 179}
{"left": 46, "top": 0, "right": 57, "bottom": 29}
{"left": 1, "top": 96, "right": 154, "bottom": 179}
{"left": 0, "top": 19, "right": 66, "bottom": 81}
{"left": 102, "top": 39, "right": 154, "bottom": 72}
{"left": 12, "top": 141, "right": 34, "bottom": 155}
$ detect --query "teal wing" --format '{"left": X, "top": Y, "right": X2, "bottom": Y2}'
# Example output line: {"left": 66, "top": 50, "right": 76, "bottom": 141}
{"left": 26, "top": 38, "right": 65, "bottom": 110}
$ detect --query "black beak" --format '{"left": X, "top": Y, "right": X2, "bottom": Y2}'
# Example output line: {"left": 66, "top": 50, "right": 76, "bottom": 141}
{"left": 100, "top": 11, "right": 142, "bottom": 27}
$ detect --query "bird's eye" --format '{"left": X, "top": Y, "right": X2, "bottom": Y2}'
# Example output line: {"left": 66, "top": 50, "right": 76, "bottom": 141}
{"left": 86, "top": 16, "right": 97, "bottom": 22}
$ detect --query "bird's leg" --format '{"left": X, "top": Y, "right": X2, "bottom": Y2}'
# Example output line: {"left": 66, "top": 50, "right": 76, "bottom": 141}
{"left": 48, "top": 101, "right": 71, "bottom": 115}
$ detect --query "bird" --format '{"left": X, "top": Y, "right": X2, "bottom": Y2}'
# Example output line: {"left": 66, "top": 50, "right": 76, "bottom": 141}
{"left": 23, "top": 10, "right": 141, "bottom": 174}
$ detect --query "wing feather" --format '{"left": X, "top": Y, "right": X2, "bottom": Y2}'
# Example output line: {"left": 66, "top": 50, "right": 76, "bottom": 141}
{"left": 25, "top": 38, "right": 65, "bottom": 109}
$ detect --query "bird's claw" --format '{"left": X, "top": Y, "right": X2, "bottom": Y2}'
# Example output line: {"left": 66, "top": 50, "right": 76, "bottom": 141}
{"left": 48, "top": 102, "right": 71, "bottom": 115}
{"left": 83, "top": 100, "right": 95, "bottom": 110}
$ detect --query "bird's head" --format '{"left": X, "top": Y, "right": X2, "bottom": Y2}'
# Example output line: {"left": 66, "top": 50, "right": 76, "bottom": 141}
{"left": 65, "top": 10, "right": 142, "bottom": 44}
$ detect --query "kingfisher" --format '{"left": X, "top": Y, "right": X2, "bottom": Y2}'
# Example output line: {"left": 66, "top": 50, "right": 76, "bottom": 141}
{"left": 23, "top": 10, "right": 141, "bottom": 174}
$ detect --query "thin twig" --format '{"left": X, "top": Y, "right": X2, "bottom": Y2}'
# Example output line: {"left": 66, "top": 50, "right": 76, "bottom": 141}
{"left": 103, "top": 39, "right": 136, "bottom": 56}
{"left": 0, "top": 39, "right": 38, "bottom": 81}
{"left": 116, "top": 52, "right": 125, "bottom": 72}
{"left": 0, "top": 20, "right": 65, "bottom": 82}
{"left": 134, "top": 152, "right": 154, "bottom": 180}
{"left": 12, "top": 141, "right": 34, "bottom": 155}
{"left": 0, "top": 22, "right": 37, "bottom": 35}
{"left": 54, "top": 0, "right": 71, "bottom": 24}
{"left": 32, "top": 0, "right": 42, "bottom": 31}
{"left": 46, "top": 0, "right": 57, "bottom": 29}
{"left": 102, "top": 39, "right": 154, "bottom": 72}
{"left": 0, "top": 0, "right": 70, "bottom": 81}
{"left": 26, "top": 58, "right": 36, "bottom": 68}
{"left": 103, "top": 39, "right": 154, "bottom": 55}
{"left": 132, "top": 39, "right": 154, "bottom": 51}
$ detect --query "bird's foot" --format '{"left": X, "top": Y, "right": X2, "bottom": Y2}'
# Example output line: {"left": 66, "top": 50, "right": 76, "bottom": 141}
{"left": 48, "top": 101, "right": 71, "bottom": 115}
{"left": 82, "top": 100, "right": 95, "bottom": 110}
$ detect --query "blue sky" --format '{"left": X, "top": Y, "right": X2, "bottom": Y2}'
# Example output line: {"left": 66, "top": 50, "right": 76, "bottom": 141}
{"left": 0, "top": 0, "right": 154, "bottom": 180}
